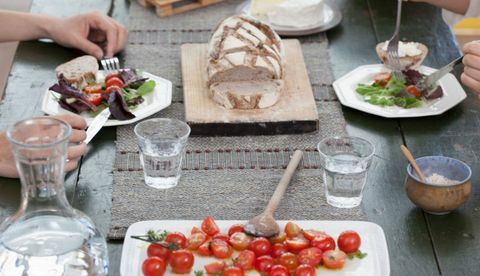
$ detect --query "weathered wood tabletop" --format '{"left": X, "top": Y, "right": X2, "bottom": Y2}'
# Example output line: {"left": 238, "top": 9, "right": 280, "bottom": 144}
{"left": 0, "top": 0, "right": 479, "bottom": 275}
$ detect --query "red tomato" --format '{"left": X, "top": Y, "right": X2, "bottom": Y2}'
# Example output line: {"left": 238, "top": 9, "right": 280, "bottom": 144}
{"left": 202, "top": 216, "right": 220, "bottom": 236}
{"left": 222, "top": 267, "right": 245, "bottom": 276}
{"left": 233, "top": 250, "right": 256, "bottom": 271}
{"left": 213, "top": 234, "right": 230, "bottom": 243}
{"left": 169, "top": 249, "right": 194, "bottom": 274}
{"left": 104, "top": 85, "right": 121, "bottom": 97}
{"left": 87, "top": 93, "right": 102, "bottom": 106}
{"left": 142, "top": 256, "right": 166, "bottom": 276}
{"left": 255, "top": 255, "right": 275, "bottom": 272}
{"left": 211, "top": 239, "right": 233, "bottom": 259}
{"left": 284, "top": 222, "right": 302, "bottom": 237}
{"left": 197, "top": 241, "right": 213, "bottom": 256}
{"left": 105, "top": 73, "right": 120, "bottom": 83}
{"left": 229, "top": 232, "right": 252, "bottom": 251}
{"left": 322, "top": 250, "right": 347, "bottom": 269}
{"left": 278, "top": 252, "right": 299, "bottom": 271}
{"left": 106, "top": 76, "right": 124, "bottom": 89}
{"left": 285, "top": 236, "right": 310, "bottom": 254}
{"left": 165, "top": 232, "right": 187, "bottom": 249}
{"left": 406, "top": 85, "right": 422, "bottom": 97}
{"left": 268, "top": 264, "right": 290, "bottom": 276}
{"left": 311, "top": 233, "right": 335, "bottom": 252}
{"left": 191, "top": 226, "right": 204, "bottom": 234}
{"left": 271, "top": 243, "right": 288, "bottom": 258}
{"left": 187, "top": 232, "right": 207, "bottom": 250}
{"left": 204, "top": 261, "right": 226, "bottom": 274}
{"left": 294, "top": 264, "right": 316, "bottom": 276}
{"left": 228, "top": 224, "right": 245, "bottom": 236}
{"left": 147, "top": 244, "right": 170, "bottom": 260}
{"left": 269, "top": 233, "right": 287, "bottom": 244}
{"left": 297, "top": 247, "right": 322, "bottom": 267}
{"left": 84, "top": 83, "right": 103, "bottom": 94}
{"left": 248, "top": 237, "right": 272, "bottom": 256}
{"left": 302, "top": 229, "right": 326, "bottom": 241}
{"left": 337, "top": 230, "right": 361, "bottom": 254}
{"left": 373, "top": 72, "right": 392, "bottom": 87}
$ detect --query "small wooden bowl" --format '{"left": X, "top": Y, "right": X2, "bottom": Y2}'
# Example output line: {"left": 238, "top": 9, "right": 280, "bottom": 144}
{"left": 376, "top": 42, "right": 428, "bottom": 70}
{"left": 405, "top": 156, "right": 471, "bottom": 215}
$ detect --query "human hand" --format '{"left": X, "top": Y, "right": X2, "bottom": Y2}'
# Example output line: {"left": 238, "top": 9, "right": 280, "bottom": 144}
{"left": 461, "top": 41, "right": 480, "bottom": 94}
{"left": 47, "top": 11, "right": 128, "bottom": 59}
{"left": 0, "top": 113, "right": 87, "bottom": 178}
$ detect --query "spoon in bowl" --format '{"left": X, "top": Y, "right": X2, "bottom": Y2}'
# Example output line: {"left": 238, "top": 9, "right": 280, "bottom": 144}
{"left": 400, "top": 144, "right": 426, "bottom": 182}
{"left": 244, "top": 150, "right": 303, "bottom": 237}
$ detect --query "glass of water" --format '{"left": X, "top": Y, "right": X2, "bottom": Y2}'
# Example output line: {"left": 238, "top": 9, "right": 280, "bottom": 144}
{"left": 134, "top": 118, "right": 191, "bottom": 189}
{"left": 317, "top": 136, "right": 375, "bottom": 208}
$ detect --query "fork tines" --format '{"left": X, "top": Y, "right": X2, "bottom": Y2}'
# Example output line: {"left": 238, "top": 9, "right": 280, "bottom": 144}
{"left": 100, "top": 57, "right": 120, "bottom": 74}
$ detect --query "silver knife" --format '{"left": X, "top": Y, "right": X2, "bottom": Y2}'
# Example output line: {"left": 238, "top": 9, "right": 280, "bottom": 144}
{"left": 85, "top": 108, "right": 111, "bottom": 144}
{"left": 418, "top": 55, "right": 463, "bottom": 93}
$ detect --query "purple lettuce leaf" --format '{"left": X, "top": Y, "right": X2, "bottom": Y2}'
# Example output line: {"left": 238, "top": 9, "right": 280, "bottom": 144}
{"left": 120, "top": 69, "right": 147, "bottom": 89}
{"left": 58, "top": 97, "right": 92, "bottom": 114}
{"left": 425, "top": 86, "right": 444, "bottom": 99}
{"left": 402, "top": 69, "right": 424, "bottom": 86}
{"left": 49, "top": 79, "right": 96, "bottom": 111}
{"left": 108, "top": 90, "right": 136, "bottom": 120}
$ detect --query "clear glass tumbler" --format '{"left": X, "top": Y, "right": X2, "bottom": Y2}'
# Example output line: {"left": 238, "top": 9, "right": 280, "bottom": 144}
{"left": 317, "top": 136, "right": 375, "bottom": 208}
{"left": 134, "top": 118, "right": 191, "bottom": 189}
{"left": 0, "top": 117, "right": 108, "bottom": 276}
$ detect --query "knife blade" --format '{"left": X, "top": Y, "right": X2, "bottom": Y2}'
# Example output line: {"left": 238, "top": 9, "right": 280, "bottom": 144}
{"left": 425, "top": 55, "right": 463, "bottom": 89}
{"left": 85, "top": 108, "right": 111, "bottom": 144}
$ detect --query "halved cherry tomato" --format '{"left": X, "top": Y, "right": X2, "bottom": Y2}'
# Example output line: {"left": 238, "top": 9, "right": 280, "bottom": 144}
{"left": 255, "top": 255, "right": 275, "bottom": 272}
{"left": 233, "top": 250, "right": 256, "bottom": 271}
{"left": 165, "top": 232, "right": 187, "bottom": 249}
{"left": 87, "top": 93, "right": 102, "bottom": 106}
{"left": 105, "top": 73, "right": 120, "bottom": 83}
{"left": 142, "top": 256, "right": 166, "bottom": 276}
{"left": 229, "top": 232, "right": 252, "bottom": 251}
{"left": 169, "top": 249, "right": 194, "bottom": 274}
{"left": 311, "top": 233, "right": 335, "bottom": 252}
{"left": 406, "top": 85, "right": 422, "bottom": 97}
{"left": 248, "top": 237, "right": 272, "bottom": 256}
{"left": 228, "top": 224, "right": 245, "bottom": 236}
{"left": 106, "top": 76, "right": 124, "bottom": 89}
{"left": 302, "top": 229, "right": 326, "bottom": 241}
{"left": 222, "top": 267, "right": 245, "bottom": 276}
{"left": 147, "top": 243, "right": 170, "bottom": 260}
{"left": 205, "top": 261, "right": 226, "bottom": 274}
{"left": 322, "top": 250, "right": 347, "bottom": 269}
{"left": 191, "top": 226, "right": 205, "bottom": 234}
{"left": 269, "top": 233, "right": 287, "bottom": 244}
{"left": 271, "top": 243, "right": 288, "bottom": 258}
{"left": 187, "top": 232, "right": 207, "bottom": 250}
{"left": 285, "top": 236, "right": 310, "bottom": 254}
{"left": 337, "top": 230, "right": 361, "bottom": 254}
{"left": 297, "top": 247, "right": 322, "bottom": 267}
{"left": 84, "top": 83, "right": 103, "bottom": 94}
{"left": 268, "top": 265, "right": 290, "bottom": 276}
{"left": 211, "top": 239, "right": 233, "bottom": 259}
{"left": 213, "top": 234, "right": 230, "bottom": 243}
{"left": 201, "top": 216, "right": 220, "bottom": 236}
{"left": 285, "top": 222, "right": 302, "bottom": 237}
{"left": 278, "top": 252, "right": 299, "bottom": 271}
{"left": 294, "top": 264, "right": 316, "bottom": 276}
{"left": 197, "top": 241, "right": 213, "bottom": 256}
{"left": 104, "top": 85, "right": 121, "bottom": 97}
{"left": 373, "top": 72, "right": 392, "bottom": 87}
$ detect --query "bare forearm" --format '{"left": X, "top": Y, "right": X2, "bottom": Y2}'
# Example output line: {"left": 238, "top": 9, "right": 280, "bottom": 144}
{"left": 0, "top": 10, "right": 59, "bottom": 43}
{"left": 415, "top": 0, "right": 470, "bottom": 14}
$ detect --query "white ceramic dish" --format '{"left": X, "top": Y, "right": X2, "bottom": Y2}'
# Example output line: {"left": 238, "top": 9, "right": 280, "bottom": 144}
{"left": 120, "top": 220, "right": 390, "bottom": 276}
{"left": 41, "top": 70, "right": 172, "bottom": 127}
{"left": 333, "top": 64, "right": 467, "bottom": 118}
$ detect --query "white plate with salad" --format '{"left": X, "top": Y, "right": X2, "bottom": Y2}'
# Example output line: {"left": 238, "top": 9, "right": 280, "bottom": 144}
{"left": 42, "top": 69, "right": 172, "bottom": 127}
{"left": 333, "top": 64, "right": 467, "bottom": 118}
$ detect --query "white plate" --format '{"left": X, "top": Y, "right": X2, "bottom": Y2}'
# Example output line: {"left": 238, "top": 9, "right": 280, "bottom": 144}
{"left": 333, "top": 64, "right": 467, "bottom": 118}
{"left": 41, "top": 70, "right": 172, "bottom": 127}
{"left": 120, "top": 220, "right": 390, "bottom": 276}
{"left": 237, "top": 1, "right": 342, "bottom": 36}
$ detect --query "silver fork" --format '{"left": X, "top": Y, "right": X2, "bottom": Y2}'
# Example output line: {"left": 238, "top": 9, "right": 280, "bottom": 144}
{"left": 100, "top": 57, "right": 120, "bottom": 74}
{"left": 387, "top": 0, "right": 405, "bottom": 82}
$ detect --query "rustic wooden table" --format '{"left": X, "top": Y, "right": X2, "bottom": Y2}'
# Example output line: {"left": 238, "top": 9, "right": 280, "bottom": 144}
{"left": 0, "top": 0, "right": 479, "bottom": 275}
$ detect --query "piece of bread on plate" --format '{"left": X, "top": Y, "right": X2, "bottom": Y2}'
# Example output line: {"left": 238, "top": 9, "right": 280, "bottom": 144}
{"left": 376, "top": 42, "right": 428, "bottom": 70}
{"left": 55, "top": 55, "right": 98, "bottom": 89}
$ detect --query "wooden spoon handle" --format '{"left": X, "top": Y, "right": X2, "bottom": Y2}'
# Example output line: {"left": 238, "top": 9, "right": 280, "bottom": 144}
{"left": 400, "top": 145, "right": 426, "bottom": 182}
{"left": 265, "top": 150, "right": 303, "bottom": 215}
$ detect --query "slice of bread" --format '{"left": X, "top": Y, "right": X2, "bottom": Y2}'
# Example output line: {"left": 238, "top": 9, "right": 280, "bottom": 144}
{"left": 55, "top": 55, "right": 98, "bottom": 89}
{"left": 376, "top": 42, "right": 428, "bottom": 70}
{"left": 210, "top": 80, "right": 283, "bottom": 109}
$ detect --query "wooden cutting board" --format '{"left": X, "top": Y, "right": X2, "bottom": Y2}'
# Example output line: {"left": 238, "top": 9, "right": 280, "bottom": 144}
{"left": 181, "top": 39, "right": 319, "bottom": 136}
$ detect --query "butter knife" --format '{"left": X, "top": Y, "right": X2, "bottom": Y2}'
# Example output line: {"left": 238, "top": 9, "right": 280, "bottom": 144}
{"left": 85, "top": 108, "right": 111, "bottom": 144}
{"left": 417, "top": 55, "right": 463, "bottom": 95}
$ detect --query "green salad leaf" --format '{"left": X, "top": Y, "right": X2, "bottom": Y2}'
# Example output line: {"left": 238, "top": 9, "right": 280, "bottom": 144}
{"left": 136, "top": 80, "right": 156, "bottom": 96}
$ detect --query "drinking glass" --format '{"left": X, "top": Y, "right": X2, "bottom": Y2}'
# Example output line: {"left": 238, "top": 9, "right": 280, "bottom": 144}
{"left": 134, "top": 118, "right": 191, "bottom": 189}
{"left": 317, "top": 136, "right": 375, "bottom": 208}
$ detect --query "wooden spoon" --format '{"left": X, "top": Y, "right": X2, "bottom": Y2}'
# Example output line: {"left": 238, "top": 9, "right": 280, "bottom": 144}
{"left": 400, "top": 144, "right": 426, "bottom": 182}
{"left": 244, "top": 150, "right": 303, "bottom": 237}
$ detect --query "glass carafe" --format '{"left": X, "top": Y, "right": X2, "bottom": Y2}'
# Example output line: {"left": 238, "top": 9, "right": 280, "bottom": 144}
{"left": 0, "top": 117, "right": 108, "bottom": 275}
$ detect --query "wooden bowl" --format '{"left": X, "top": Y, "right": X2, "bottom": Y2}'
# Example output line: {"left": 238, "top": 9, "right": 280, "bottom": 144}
{"left": 405, "top": 156, "right": 472, "bottom": 215}
{"left": 376, "top": 42, "right": 428, "bottom": 70}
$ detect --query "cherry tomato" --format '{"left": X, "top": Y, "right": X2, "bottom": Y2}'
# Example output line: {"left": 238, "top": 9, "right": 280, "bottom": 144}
{"left": 204, "top": 261, "right": 226, "bottom": 274}
{"left": 278, "top": 252, "right": 299, "bottom": 271}
{"left": 211, "top": 239, "right": 233, "bottom": 259}
{"left": 269, "top": 233, "right": 287, "bottom": 244}
{"left": 233, "top": 250, "right": 256, "bottom": 271}
{"left": 213, "top": 234, "right": 230, "bottom": 243}
{"left": 197, "top": 241, "right": 213, "bottom": 256}
{"left": 302, "top": 229, "right": 326, "bottom": 241}
{"left": 294, "top": 264, "right": 316, "bottom": 276}
{"left": 87, "top": 93, "right": 102, "bottom": 106}
{"left": 297, "top": 247, "right": 322, "bottom": 267}
{"left": 191, "top": 226, "right": 204, "bottom": 234}
{"left": 169, "top": 249, "right": 194, "bottom": 274}
{"left": 106, "top": 76, "right": 124, "bottom": 89}
{"left": 406, "top": 85, "right": 422, "bottom": 97}
{"left": 248, "top": 237, "right": 272, "bottom": 256}
{"left": 104, "top": 85, "right": 121, "bottom": 97}
{"left": 222, "top": 267, "right": 245, "bottom": 276}
{"left": 284, "top": 222, "right": 302, "bottom": 237}
{"left": 337, "top": 230, "right": 361, "bottom": 254}
{"left": 271, "top": 242, "right": 288, "bottom": 258}
{"left": 255, "top": 255, "right": 275, "bottom": 272}
{"left": 105, "top": 73, "right": 120, "bottom": 83}
{"left": 373, "top": 72, "right": 392, "bottom": 87}
{"left": 84, "top": 83, "right": 103, "bottom": 94}
{"left": 187, "top": 232, "right": 207, "bottom": 250}
{"left": 322, "top": 250, "right": 347, "bottom": 269}
{"left": 268, "top": 264, "right": 290, "bottom": 276}
{"left": 311, "top": 233, "right": 335, "bottom": 252}
{"left": 165, "top": 232, "right": 187, "bottom": 249}
{"left": 285, "top": 236, "right": 310, "bottom": 254}
{"left": 147, "top": 244, "right": 170, "bottom": 260}
{"left": 202, "top": 216, "right": 220, "bottom": 236}
{"left": 228, "top": 224, "right": 245, "bottom": 236}
{"left": 142, "top": 256, "right": 166, "bottom": 276}
{"left": 229, "top": 232, "right": 252, "bottom": 251}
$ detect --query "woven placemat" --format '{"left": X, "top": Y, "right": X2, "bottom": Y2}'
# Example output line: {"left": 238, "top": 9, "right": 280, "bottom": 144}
{"left": 108, "top": 1, "right": 366, "bottom": 239}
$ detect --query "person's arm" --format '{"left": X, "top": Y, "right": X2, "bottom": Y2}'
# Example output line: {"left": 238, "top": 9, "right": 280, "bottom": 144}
{"left": 409, "top": 0, "right": 470, "bottom": 15}
{"left": 0, "top": 11, "right": 56, "bottom": 42}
